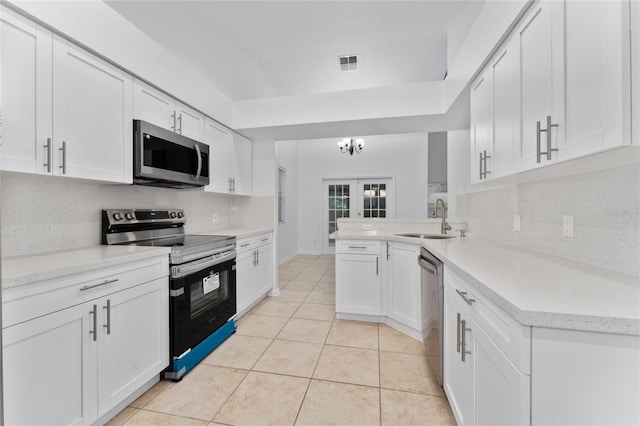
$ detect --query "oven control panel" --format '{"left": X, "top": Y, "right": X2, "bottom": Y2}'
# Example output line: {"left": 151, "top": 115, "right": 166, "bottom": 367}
{"left": 103, "top": 209, "right": 186, "bottom": 226}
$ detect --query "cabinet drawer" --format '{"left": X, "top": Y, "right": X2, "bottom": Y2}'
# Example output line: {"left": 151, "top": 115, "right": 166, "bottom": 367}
{"left": 336, "top": 240, "right": 381, "bottom": 255}
{"left": 445, "top": 268, "right": 531, "bottom": 374}
{"left": 237, "top": 232, "right": 273, "bottom": 253}
{"left": 2, "top": 256, "right": 169, "bottom": 328}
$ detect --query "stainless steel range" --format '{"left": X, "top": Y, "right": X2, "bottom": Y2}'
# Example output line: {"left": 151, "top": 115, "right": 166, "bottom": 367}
{"left": 102, "top": 209, "right": 237, "bottom": 381}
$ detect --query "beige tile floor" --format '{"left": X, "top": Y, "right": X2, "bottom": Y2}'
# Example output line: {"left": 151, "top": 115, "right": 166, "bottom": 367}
{"left": 107, "top": 254, "right": 455, "bottom": 426}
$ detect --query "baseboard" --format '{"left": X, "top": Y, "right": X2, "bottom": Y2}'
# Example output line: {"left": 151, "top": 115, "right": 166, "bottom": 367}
{"left": 278, "top": 253, "right": 297, "bottom": 265}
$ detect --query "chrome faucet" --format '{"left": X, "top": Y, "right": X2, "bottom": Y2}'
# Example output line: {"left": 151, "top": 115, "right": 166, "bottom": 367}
{"left": 433, "top": 198, "right": 452, "bottom": 235}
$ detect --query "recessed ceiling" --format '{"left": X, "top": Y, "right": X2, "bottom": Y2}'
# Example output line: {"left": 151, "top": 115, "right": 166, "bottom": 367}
{"left": 106, "top": 1, "right": 478, "bottom": 101}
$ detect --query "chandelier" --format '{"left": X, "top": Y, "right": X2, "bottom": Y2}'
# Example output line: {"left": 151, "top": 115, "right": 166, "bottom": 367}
{"left": 337, "top": 138, "right": 365, "bottom": 155}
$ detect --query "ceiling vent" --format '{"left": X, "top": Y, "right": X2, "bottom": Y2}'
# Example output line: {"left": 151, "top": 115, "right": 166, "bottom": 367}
{"left": 338, "top": 55, "right": 358, "bottom": 72}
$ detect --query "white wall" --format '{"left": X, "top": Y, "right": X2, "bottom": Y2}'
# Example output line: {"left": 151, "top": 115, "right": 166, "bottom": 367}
{"left": 0, "top": 172, "right": 237, "bottom": 257}
{"left": 276, "top": 141, "right": 299, "bottom": 263}
{"left": 296, "top": 133, "right": 429, "bottom": 254}
{"left": 447, "top": 130, "right": 471, "bottom": 218}
{"left": 456, "top": 164, "right": 640, "bottom": 275}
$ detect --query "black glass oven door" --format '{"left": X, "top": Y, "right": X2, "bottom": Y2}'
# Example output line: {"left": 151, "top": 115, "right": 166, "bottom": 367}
{"left": 169, "top": 258, "right": 236, "bottom": 358}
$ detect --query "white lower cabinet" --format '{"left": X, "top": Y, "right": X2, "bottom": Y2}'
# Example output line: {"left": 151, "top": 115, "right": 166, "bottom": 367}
{"left": 335, "top": 240, "right": 382, "bottom": 317}
{"left": 2, "top": 257, "right": 169, "bottom": 425}
{"left": 386, "top": 242, "right": 424, "bottom": 333}
{"left": 444, "top": 270, "right": 530, "bottom": 426}
{"left": 236, "top": 232, "right": 274, "bottom": 315}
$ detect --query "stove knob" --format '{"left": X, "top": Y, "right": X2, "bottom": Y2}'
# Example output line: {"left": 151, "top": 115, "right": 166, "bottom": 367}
{"left": 169, "top": 212, "right": 177, "bottom": 218}
{"left": 177, "top": 211, "right": 184, "bottom": 218}
{"left": 112, "top": 212, "right": 123, "bottom": 221}
{"left": 125, "top": 212, "right": 135, "bottom": 221}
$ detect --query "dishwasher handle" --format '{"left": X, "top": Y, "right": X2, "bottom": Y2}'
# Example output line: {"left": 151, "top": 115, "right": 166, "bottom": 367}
{"left": 418, "top": 256, "right": 438, "bottom": 275}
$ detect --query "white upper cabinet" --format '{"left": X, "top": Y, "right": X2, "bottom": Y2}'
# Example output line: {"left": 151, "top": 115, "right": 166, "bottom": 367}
{"left": 489, "top": 38, "right": 517, "bottom": 179}
{"left": 470, "top": 72, "right": 492, "bottom": 184}
{"left": 53, "top": 36, "right": 133, "bottom": 183}
{"left": 471, "top": 0, "right": 632, "bottom": 183}
{"left": 563, "top": 0, "right": 630, "bottom": 158}
{"left": 230, "top": 133, "right": 252, "bottom": 196}
{"left": 204, "top": 118, "right": 231, "bottom": 193}
{"left": 1, "top": 7, "right": 133, "bottom": 184}
{"left": 515, "top": 0, "right": 565, "bottom": 170}
{"left": 204, "top": 119, "right": 253, "bottom": 196}
{"left": 0, "top": 8, "right": 52, "bottom": 174}
{"left": 133, "top": 79, "right": 205, "bottom": 142}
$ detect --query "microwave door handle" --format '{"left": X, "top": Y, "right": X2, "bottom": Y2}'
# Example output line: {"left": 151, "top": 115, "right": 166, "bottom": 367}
{"left": 193, "top": 143, "right": 202, "bottom": 181}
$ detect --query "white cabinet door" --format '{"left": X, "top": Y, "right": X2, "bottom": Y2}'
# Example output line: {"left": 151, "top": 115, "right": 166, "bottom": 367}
{"left": 235, "top": 248, "right": 254, "bottom": 314}
{"left": 98, "top": 278, "right": 169, "bottom": 417}
{"left": 563, "top": 0, "right": 630, "bottom": 159}
{"left": 489, "top": 38, "right": 517, "bottom": 179}
{"left": 204, "top": 118, "right": 231, "bottom": 193}
{"left": 52, "top": 36, "right": 133, "bottom": 183}
{"left": 515, "top": 0, "right": 564, "bottom": 170}
{"left": 0, "top": 9, "right": 52, "bottom": 174}
{"left": 175, "top": 102, "right": 205, "bottom": 142}
{"left": 387, "top": 242, "right": 421, "bottom": 331}
{"left": 3, "top": 303, "right": 98, "bottom": 426}
{"left": 443, "top": 286, "right": 474, "bottom": 425}
{"left": 133, "top": 80, "right": 175, "bottom": 131}
{"left": 470, "top": 71, "right": 492, "bottom": 183}
{"left": 229, "top": 133, "right": 252, "bottom": 196}
{"left": 254, "top": 243, "right": 274, "bottom": 296}
{"left": 336, "top": 253, "right": 381, "bottom": 316}
{"left": 473, "top": 318, "right": 530, "bottom": 426}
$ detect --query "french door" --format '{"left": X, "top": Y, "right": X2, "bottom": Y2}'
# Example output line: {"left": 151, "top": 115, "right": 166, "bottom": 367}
{"left": 323, "top": 178, "right": 394, "bottom": 253}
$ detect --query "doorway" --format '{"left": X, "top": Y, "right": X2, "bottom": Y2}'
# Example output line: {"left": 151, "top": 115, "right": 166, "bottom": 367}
{"left": 322, "top": 177, "right": 394, "bottom": 253}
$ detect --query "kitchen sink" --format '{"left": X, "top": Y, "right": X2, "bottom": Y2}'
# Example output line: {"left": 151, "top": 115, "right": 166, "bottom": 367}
{"left": 395, "top": 233, "right": 457, "bottom": 239}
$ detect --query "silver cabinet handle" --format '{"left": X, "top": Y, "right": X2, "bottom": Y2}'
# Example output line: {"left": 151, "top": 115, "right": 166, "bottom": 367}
{"left": 456, "top": 313, "right": 462, "bottom": 353}
{"left": 103, "top": 299, "right": 111, "bottom": 335}
{"left": 456, "top": 289, "right": 476, "bottom": 306}
{"left": 537, "top": 115, "right": 559, "bottom": 163}
{"left": 261, "top": 238, "right": 269, "bottom": 242}
{"left": 479, "top": 152, "right": 484, "bottom": 180}
{"left": 482, "top": 150, "right": 491, "bottom": 178}
{"left": 348, "top": 246, "right": 368, "bottom": 249}
{"left": 376, "top": 256, "right": 379, "bottom": 275}
{"left": 256, "top": 250, "right": 260, "bottom": 266}
{"left": 59, "top": 141, "right": 67, "bottom": 174}
{"left": 461, "top": 319, "right": 472, "bottom": 362}
{"left": 171, "top": 111, "right": 176, "bottom": 131}
{"left": 177, "top": 112, "right": 183, "bottom": 134}
{"left": 79, "top": 278, "right": 119, "bottom": 292}
{"left": 544, "top": 115, "right": 559, "bottom": 160}
{"left": 43, "top": 138, "right": 52, "bottom": 172}
{"left": 193, "top": 143, "right": 202, "bottom": 181}
{"left": 228, "top": 178, "right": 234, "bottom": 193}
{"left": 89, "top": 304, "right": 97, "bottom": 342}
{"left": 232, "top": 177, "right": 236, "bottom": 193}
{"left": 386, "top": 242, "right": 390, "bottom": 260}
{"left": 240, "top": 243, "right": 251, "bottom": 248}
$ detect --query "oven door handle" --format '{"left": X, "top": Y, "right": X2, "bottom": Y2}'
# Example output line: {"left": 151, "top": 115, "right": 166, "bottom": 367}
{"left": 171, "top": 251, "right": 236, "bottom": 279}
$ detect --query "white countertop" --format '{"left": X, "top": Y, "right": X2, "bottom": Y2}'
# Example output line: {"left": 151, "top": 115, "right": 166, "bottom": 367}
{"left": 2, "top": 245, "right": 171, "bottom": 289}
{"left": 199, "top": 227, "right": 273, "bottom": 239}
{"left": 333, "top": 230, "right": 640, "bottom": 335}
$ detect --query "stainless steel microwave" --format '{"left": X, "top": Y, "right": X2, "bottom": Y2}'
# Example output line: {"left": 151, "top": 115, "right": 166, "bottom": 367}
{"left": 133, "top": 119, "right": 209, "bottom": 188}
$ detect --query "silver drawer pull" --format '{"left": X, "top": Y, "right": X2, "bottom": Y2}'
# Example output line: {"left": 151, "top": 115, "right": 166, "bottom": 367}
{"left": 261, "top": 238, "right": 269, "bottom": 242}
{"left": 456, "top": 313, "right": 461, "bottom": 353}
{"left": 240, "top": 243, "right": 251, "bottom": 248}
{"left": 456, "top": 289, "right": 476, "bottom": 306}
{"left": 348, "top": 246, "right": 368, "bottom": 249}
{"left": 103, "top": 299, "right": 111, "bottom": 335}
{"left": 79, "top": 278, "right": 119, "bottom": 291}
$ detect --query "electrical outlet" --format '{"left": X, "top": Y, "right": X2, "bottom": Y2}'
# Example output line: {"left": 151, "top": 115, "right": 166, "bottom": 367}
{"left": 562, "top": 215, "right": 574, "bottom": 238}
{"left": 514, "top": 214, "right": 521, "bottom": 232}
{"left": 212, "top": 213, "right": 218, "bottom": 223}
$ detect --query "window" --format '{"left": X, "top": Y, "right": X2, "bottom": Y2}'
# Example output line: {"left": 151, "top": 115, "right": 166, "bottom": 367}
{"left": 277, "top": 167, "right": 286, "bottom": 223}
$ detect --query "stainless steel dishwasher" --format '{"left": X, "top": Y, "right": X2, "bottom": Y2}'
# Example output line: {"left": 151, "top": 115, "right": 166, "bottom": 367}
{"left": 418, "top": 246, "right": 444, "bottom": 386}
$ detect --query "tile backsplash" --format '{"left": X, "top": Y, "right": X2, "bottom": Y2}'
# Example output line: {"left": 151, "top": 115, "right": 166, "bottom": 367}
{"left": 456, "top": 164, "right": 640, "bottom": 275}
{"left": 0, "top": 172, "right": 273, "bottom": 257}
